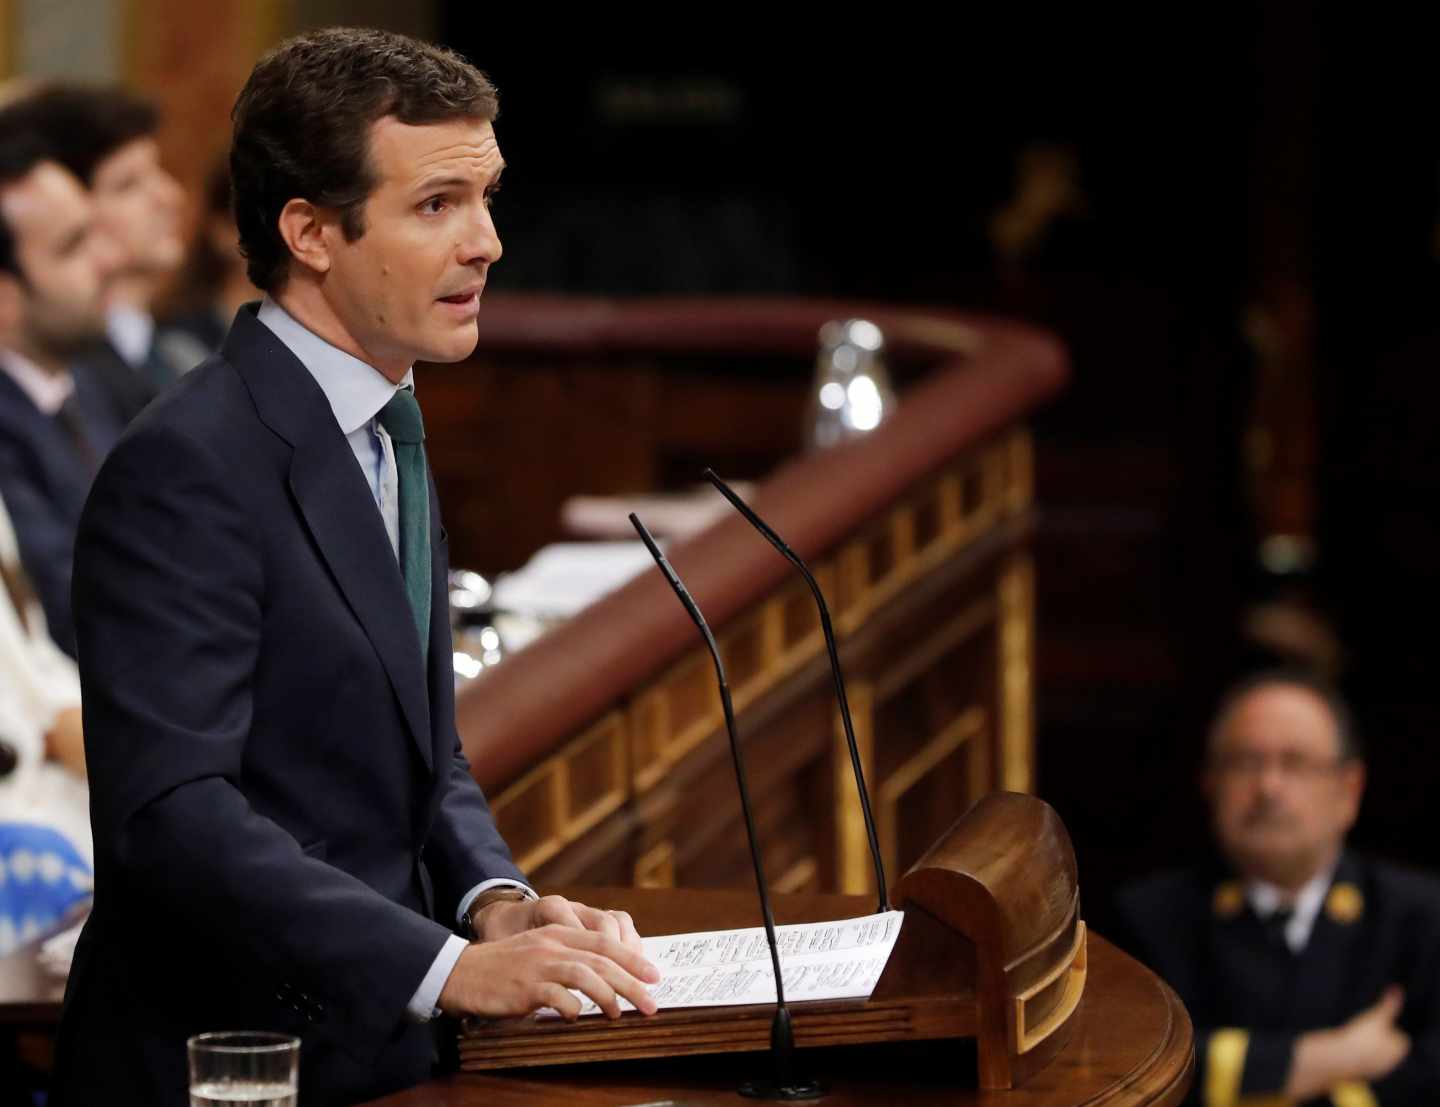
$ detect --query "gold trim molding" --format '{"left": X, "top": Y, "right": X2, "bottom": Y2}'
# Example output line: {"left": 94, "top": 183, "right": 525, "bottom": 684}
{"left": 998, "top": 554, "right": 1035, "bottom": 793}
{"left": 834, "top": 682, "right": 876, "bottom": 895}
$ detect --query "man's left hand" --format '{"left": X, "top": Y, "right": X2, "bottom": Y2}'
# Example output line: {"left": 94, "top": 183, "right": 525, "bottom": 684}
{"left": 476, "top": 894, "right": 646, "bottom": 957}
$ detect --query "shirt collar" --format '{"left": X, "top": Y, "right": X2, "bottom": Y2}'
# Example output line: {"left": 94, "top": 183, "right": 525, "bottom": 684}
{"left": 106, "top": 304, "right": 155, "bottom": 368}
{"left": 255, "top": 297, "right": 414, "bottom": 435}
{"left": 1246, "top": 859, "right": 1338, "bottom": 951}
{"left": 0, "top": 347, "right": 74, "bottom": 415}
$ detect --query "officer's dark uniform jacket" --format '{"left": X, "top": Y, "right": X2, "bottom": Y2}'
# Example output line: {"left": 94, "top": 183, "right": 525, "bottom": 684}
{"left": 1115, "top": 852, "right": 1440, "bottom": 1107}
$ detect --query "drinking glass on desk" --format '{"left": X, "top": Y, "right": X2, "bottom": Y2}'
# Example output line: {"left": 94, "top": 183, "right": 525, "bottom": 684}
{"left": 188, "top": 1032, "right": 299, "bottom": 1106}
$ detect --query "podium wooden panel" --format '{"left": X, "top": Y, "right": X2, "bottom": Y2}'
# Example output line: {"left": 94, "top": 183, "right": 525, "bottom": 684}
{"left": 431, "top": 794, "right": 1191, "bottom": 1105}
{"left": 455, "top": 793, "right": 1083, "bottom": 1084}
{"left": 363, "top": 929, "right": 1192, "bottom": 1106}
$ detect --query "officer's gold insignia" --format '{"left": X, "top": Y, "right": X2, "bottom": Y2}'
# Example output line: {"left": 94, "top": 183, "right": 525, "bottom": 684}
{"left": 1213, "top": 881, "right": 1244, "bottom": 919}
{"left": 1326, "top": 882, "right": 1363, "bottom": 924}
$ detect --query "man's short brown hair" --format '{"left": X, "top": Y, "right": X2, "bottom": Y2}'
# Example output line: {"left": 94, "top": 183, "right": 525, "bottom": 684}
{"left": 230, "top": 27, "right": 499, "bottom": 293}
{"left": 1208, "top": 668, "right": 1363, "bottom": 764}
{"left": 0, "top": 104, "right": 55, "bottom": 280}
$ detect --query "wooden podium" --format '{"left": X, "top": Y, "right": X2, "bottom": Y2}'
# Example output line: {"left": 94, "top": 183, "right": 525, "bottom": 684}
{"left": 403, "top": 794, "right": 1192, "bottom": 1105}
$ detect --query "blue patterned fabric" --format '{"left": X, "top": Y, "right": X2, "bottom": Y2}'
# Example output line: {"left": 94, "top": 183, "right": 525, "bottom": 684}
{"left": 0, "top": 822, "right": 92, "bottom": 955}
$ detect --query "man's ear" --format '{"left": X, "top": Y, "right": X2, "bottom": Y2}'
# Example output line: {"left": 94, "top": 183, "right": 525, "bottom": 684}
{"left": 276, "top": 199, "right": 333, "bottom": 277}
{"left": 1338, "top": 759, "right": 1366, "bottom": 830}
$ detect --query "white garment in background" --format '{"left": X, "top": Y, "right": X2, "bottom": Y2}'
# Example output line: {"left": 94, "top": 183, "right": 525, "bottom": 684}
{"left": 105, "top": 305, "right": 156, "bottom": 370}
{"left": 0, "top": 491, "right": 90, "bottom": 862}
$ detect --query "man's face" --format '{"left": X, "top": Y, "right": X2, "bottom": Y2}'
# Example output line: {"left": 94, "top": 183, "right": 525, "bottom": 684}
{"left": 0, "top": 161, "right": 117, "bottom": 362}
{"left": 321, "top": 115, "right": 503, "bottom": 375}
{"left": 1204, "top": 685, "right": 1363, "bottom": 888}
{"left": 90, "top": 135, "right": 185, "bottom": 279}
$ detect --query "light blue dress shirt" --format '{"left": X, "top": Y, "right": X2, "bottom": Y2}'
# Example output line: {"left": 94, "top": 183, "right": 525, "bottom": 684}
{"left": 256, "top": 298, "right": 534, "bottom": 1021}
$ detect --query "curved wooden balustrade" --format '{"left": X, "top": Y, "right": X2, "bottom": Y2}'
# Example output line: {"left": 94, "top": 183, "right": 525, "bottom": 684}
{"left": 450, "top": 298, "right": 1069, "bottom": 894}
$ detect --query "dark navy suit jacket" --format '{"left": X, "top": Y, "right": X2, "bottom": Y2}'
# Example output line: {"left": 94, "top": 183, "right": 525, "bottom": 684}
{"left": 78, "top": 339, "right": 160, "bottom": 429}
{"left": 0, "top": 362, "right": 120, "bottom": 655}
{"left": 52, "top": 306, "right": 525, "bottom": 1106}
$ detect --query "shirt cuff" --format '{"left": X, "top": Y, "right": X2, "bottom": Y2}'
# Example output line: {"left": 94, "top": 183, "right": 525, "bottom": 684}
{"left": 456, "top": 877, "right": 536, "bottom": 932}
{"left": 406, "top": 933, "right": 468, "bottom": 1023}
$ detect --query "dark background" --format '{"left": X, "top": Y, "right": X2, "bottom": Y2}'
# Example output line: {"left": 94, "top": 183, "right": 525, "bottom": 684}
{"left": 438, "top": 9, "right": 1440, "bottom": 932}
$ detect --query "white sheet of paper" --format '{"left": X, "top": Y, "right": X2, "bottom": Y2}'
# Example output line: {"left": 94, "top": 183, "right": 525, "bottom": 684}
{"left": 491, "top": 541, "right": 655, "bottom": 619}
{"left": 541, "top": 911, "right": 904, "bottom": 1019}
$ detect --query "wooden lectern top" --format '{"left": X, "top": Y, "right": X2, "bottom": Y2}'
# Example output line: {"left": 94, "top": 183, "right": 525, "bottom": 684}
{"left": 364, "top": 920, "right": 1190, "bottom": 1106}
{"left": 423, "top": 795, "right": 1192, "bottom": 1105}
{"left": 456, "top": 794, "right": 1092, "bottom": 1089}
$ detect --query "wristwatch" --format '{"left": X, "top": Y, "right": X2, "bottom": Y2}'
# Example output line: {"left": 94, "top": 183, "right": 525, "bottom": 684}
{"left": 462, "top": 886, "right": 534, "bottom": 939}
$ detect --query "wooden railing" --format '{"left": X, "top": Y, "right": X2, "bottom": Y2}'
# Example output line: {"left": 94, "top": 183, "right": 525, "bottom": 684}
{"left": 444, "top": 300, "right": 1068, "bottom": 895}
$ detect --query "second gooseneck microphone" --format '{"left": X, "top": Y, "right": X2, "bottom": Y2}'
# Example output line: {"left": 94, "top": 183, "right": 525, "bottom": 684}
{"left": 701, "top": 468, "right": 889, "bottom": 913}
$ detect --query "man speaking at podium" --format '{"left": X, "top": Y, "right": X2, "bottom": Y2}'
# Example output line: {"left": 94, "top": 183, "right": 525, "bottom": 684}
{"left": 52, "top": 28, "right": 659, "bottom": 1106}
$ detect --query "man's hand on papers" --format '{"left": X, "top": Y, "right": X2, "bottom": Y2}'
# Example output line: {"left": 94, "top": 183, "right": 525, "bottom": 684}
{"left": 436, "top": 924, "right": 661, "bottom": 1021}
{"left": 475, "top": 893, "right": 646, "bottom": 957}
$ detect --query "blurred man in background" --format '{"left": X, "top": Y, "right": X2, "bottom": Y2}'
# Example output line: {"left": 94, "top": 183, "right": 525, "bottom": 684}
{"left": 1117, "top": 671, "right": 1440, "bottom": 1105}
{"left": 11, "top": 84, "right": 187, "bottom": 425}
{"left": 156, "top": 158, "right": 258, "bottom": 367}
{"left": 0, "top": 118, "right": 122, "bottom": 656}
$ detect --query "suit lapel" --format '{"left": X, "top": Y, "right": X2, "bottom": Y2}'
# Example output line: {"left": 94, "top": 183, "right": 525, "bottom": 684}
{"left": 0, "top": 372, "right": 94, "bottom": 508}
{"left": 1208, "top": 899, "right": 1296, "bottom": 1027}
{"left": 289, "top": 439, "right": 433, "bottom": 771}
{"left": 1291, "top": 854, "right": 1367, "bottom": 1024}
{"left": 423, "top": 462, "right": 464, "bottom": 790}
{"left": 224, "top": 305, "right": 434, "bottom": 772}
{"left": 71, "top": 364, "right": 123, "bottom": 455}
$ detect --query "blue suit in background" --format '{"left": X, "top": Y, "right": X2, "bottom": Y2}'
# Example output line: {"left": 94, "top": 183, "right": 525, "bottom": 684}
{"left": 52, "top": 305, "right": 525, "bottom": 1106}
{"left": 0, "top": 363, "right": 120, "bottom": 656}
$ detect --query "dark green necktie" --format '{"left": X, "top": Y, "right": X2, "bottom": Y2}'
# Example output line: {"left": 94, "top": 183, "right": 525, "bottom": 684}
{"left": 378, "top": 388, "right": 430, "bottom": 660}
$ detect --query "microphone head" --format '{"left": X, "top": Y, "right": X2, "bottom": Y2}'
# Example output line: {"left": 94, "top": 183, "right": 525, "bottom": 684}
{"left": 702, "top": 467, "right": 748, "bottom": 512}
{"left": 628, "top": 511, "right": 660, "bottom": 555}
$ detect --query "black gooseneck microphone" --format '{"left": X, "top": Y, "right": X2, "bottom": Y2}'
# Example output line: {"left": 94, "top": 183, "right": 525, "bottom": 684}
{"left": 629, "top": 512, "right": 824, "bottom": 1102}
{"left": 701, "top": 468, "right": 890, "bottom": 913}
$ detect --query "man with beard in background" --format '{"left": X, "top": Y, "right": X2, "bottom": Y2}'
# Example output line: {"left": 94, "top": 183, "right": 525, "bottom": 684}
{"left": 0, "top": 118, "right": 121, "bottom": 657}
{"left": 1117, "top": 671, "right": 1440, "bottom": 1106}
{"left": 7, "top": 84, "right": 187, "bottom": 425}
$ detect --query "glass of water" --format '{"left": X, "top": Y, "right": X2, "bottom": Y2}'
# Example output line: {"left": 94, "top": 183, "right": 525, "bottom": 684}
{"left": 188, "top": 1031, "right": 299, "bottom": 1106}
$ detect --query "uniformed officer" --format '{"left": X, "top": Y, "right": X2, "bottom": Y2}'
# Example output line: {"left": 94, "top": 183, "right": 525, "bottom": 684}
{"left": 1116, "top": 670, "right": 1440, "bottom": 1106}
